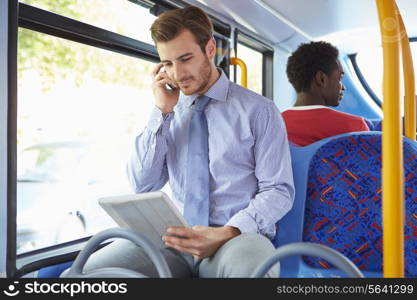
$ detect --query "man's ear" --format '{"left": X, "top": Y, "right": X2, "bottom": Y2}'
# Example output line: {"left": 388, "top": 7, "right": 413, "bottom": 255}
{"left": 314, "top": 71, "right": 328, "bottom": 88}
{"left": 205, "top": 37, "right": 216, "bottom": 60}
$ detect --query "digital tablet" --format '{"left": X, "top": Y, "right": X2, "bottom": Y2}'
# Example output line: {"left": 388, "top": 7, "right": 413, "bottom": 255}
{"left": 98, "top": 191, "right": 188, "bottom": 247}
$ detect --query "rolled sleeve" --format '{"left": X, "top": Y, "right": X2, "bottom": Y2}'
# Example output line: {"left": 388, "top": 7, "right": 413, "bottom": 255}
{"left": 226, "top": 211, "right": 260, "bottom": 235}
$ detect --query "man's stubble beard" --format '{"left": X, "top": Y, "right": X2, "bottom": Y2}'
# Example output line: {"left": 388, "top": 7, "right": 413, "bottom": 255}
{"left": 181, "top": 55, "right": 212, "bottom": 96}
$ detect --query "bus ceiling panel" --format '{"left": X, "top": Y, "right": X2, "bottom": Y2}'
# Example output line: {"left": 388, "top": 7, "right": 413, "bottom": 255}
{"left": 183, "top": 0, "right": 297, "bottom": 51}
{"left": 262, "top": 0, "right": 417, "bottom": 53}
{"left": 188, "top": 0, "right": 417, "bottom": 54}
{"left": 275, "top": 32, "right": 310, "bottom": 54}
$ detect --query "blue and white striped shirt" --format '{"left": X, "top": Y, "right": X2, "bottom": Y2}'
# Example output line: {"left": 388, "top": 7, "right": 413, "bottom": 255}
{"left": 127, "top": 70, "right": 294, "bottom": 238}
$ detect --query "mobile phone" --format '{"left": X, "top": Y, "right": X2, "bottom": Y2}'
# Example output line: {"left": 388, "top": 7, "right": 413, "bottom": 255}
{"left": 159, "top": 66, "right": 177, "bottom": 91}
{"left": 165, "top": 83, "right": 177, "bottom": 91}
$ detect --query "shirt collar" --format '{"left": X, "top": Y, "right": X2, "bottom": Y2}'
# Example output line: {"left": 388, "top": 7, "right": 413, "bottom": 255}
{"left": 185, "top": 68, "right": 229, "bottom": 106}
{"left": 283, "top": 105, "right": 330, "bottom": 111}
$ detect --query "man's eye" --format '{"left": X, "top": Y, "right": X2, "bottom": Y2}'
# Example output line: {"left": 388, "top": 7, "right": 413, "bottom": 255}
{"left": 181, "top": 57, "right": 191, "bottom": 62}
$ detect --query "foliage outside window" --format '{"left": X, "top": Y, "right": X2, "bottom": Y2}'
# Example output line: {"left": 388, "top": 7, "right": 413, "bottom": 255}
{"left": 20, "top": 0, "right": 156, "bottom": 44}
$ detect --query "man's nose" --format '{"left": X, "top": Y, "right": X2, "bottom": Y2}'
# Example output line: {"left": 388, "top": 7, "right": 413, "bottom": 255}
{"left": 173, "top": 63, "right": 184, "bottom": 81}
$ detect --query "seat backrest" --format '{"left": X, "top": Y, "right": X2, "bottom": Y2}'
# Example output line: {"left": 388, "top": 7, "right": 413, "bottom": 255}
{"left": 364, "top": 118, "right": 382, "bottom": 131}
{"left": 274, "top": 132, "right": 417, "bottom": 277}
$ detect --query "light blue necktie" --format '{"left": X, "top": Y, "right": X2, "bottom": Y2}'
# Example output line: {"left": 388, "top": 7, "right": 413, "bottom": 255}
{"left": 184, "top": 95, "right": 211, "bottom": 226}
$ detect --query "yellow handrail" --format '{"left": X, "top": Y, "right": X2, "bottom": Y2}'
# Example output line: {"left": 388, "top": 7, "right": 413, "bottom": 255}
{"left": 376, "top": 0, "right": 404, "bottom": 277}
{"left": 396, "top": 3, "right": 416, "bottom": 140}
{"left": 230, "top": 57, "right": 248, "bottom": 88}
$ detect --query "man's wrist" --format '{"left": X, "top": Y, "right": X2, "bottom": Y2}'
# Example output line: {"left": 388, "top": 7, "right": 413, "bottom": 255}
{"left": 156, "top": 104, "right": 174, "bottom": 115}
{"left": 221, "top": 226, "right": 241, "bottom": 241}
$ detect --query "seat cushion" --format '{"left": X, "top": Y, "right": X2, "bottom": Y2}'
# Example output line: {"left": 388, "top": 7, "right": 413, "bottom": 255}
{"left": 38, "top": 261, "right": 73, "bottom": 278}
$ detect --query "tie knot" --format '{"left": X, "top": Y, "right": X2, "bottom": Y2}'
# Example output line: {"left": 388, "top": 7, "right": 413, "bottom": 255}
{"left": 193, "top": 95, "right": 211, "bottom": 112}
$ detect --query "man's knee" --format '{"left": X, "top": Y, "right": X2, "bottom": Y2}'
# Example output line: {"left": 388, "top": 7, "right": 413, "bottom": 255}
{"left": 199, "top": 233, "right": 279, "bottom": 278}
{"left": 223, "top": 233, "right": 275, "bottom": 259}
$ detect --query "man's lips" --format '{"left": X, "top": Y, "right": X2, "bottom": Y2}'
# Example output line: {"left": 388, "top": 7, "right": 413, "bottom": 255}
{"left": 178, "top": 79, "right": 193, "bottom": 86}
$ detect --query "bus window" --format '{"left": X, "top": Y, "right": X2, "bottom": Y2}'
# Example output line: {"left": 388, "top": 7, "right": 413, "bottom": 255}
{"left": 17, "top": 27, "right": 156, "bottom": 254}
{"left": 233, "top": 31, "right": 274, "bottom": 99}
{"left": 354, "top": 41, "right": 417, "bottom": 104}
{"left": 236, "top": 42, "right": 263, "bottom": 95}
{"left": 19, "top": 0, "right": 157, "bottom": 45}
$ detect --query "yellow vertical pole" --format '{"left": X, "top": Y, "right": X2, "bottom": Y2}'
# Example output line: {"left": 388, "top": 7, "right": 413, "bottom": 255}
{"left": 396, "top": 4, "right": 416, "bottom": 140}
{"left": 376, "top": 0, "right": 404, "bottom": 277}
{"left": 230, "top": 57, "right": 248, "bottom": 88}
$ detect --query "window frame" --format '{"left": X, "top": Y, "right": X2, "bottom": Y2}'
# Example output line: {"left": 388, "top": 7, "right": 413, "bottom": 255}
{"left": 5, "top": 0, "right": 18, "bottom": 279}
{"left": 349, "top": 53, "right": 382, "bottom": 107}
{"left": 349, "top": 37, "right": 417, "bottom": 108}
{"left": 18, "top": 2, "right": 160, "bottom": 62}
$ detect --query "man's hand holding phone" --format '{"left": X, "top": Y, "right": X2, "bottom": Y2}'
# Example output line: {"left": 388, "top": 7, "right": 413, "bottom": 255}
{"left": 152, "top": 63, "right": 180, "bottom": 114}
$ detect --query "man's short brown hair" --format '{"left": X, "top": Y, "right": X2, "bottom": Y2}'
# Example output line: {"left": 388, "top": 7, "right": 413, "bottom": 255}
{"left": 150, "top": 6, "right": 213, "bottom": 53}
